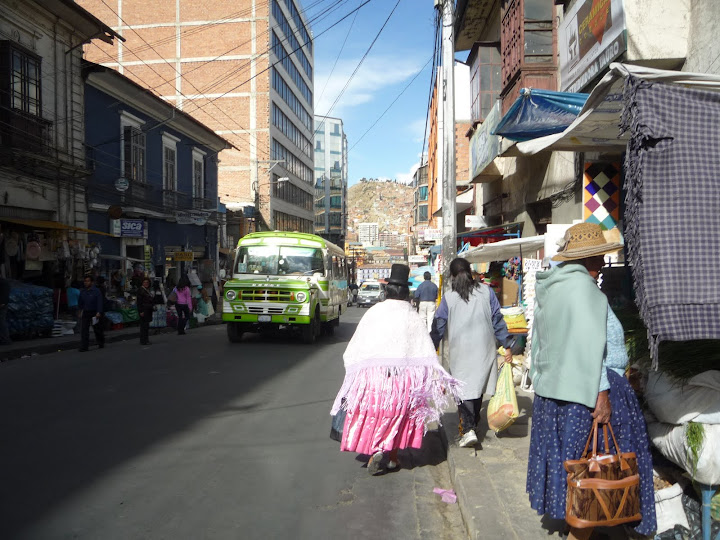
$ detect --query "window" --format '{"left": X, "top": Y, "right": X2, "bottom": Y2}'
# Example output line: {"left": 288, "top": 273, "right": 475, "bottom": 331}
{"left": 271, "top": 68, "right": 313, "bottom": 131}
{"left": 193, "top": 148, "right": 206, "bottom": 199}
{"left": 272, "top": 210, "right": 314, "bottom": 233}
{"left": 418, "top": 185, "right": 428, "bottom": 201}
{"left": 469, "top": 43, "right": 502, "bottom": 123}
{"left": 6, "top": 45, "right": 41, "bottom": 116}
{"left": 501, "top": 0, "right": 555, "bottom": 88}
{"left": 120, "top": 111, "right": 146, "bottom": 182}
{"left": 162, "top": 133, "right": 179, "bottom": 191}
{"left": 272, "top": 174, "right": 313, "bottom": 211}
{"left": 418, "top": 205, "right": 428, "bottom": 223}
{"left": 331, "top": 123, "right": 341, "bottom": 136}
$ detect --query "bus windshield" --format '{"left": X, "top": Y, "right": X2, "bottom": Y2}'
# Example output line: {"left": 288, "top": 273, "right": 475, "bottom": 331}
{"left": 235, "top": 245, "right": 325, "bottom": 276}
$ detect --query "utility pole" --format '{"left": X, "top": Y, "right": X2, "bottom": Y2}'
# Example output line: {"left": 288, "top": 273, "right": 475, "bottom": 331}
{"left": 439, "top": 0, "right": 456, "bottom": 288}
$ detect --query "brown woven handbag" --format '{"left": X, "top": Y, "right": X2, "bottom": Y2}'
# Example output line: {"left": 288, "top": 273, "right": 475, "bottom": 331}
{"left": 564, "top": 421, "right": 641, "bottom": 528}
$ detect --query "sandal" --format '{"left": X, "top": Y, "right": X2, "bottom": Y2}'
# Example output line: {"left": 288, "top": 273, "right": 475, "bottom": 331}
{"left": 367, "top": 452, "right": 385, "bottom": 476}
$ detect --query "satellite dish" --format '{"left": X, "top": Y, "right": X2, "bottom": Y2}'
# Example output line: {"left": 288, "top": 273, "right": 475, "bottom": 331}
{"left": 108, "top": 205, "right": 123, "bottom": 219}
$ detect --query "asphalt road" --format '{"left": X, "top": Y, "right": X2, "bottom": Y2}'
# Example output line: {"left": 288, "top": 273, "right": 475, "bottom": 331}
{"left": 1, "top": 306, "right": 465, "bottom": 540}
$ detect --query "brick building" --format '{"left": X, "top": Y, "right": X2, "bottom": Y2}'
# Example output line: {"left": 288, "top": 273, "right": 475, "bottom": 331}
{"left": 80, "top": 0, "right": 315, "bottom": 234}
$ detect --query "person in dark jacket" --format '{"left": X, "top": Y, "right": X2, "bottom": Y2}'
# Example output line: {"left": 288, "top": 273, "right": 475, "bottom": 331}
{"left": 0, "top": 277, "right": 11, "bottom": 345}
{"left": 78, "top": 275, "right": 105, "bottom": 351}
{"left": 137, "top": 277, "right": 155, "bottom": 346}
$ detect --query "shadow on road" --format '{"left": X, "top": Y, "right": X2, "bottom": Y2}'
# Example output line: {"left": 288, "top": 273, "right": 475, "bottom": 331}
{"left": 0, "top": 318, "right": 359, "bottom": 538}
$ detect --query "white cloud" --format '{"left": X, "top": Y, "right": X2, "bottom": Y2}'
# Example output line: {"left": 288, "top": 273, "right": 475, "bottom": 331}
{"left": 395, "top": 161, "right": 420, "bottom": 185}
{"left": 408, "top": 117, "right": 428, "bottom": 143}
{"left": 314, "top": 56, "right": 423, "bottom": 116}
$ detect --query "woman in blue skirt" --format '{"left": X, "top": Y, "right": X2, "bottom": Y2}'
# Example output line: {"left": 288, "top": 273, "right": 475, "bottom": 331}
{"left": 527, "top": 223, "right": 656, "bottom": 539}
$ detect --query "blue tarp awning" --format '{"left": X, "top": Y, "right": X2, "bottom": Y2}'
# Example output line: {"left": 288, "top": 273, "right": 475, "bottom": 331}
{"left": 492, "top": 88, "right": 589, "bottom": 141}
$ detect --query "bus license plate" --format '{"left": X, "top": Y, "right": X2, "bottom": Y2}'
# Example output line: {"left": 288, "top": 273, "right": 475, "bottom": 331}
{"left": 258, "top": 315, "right": 271, "bottom": 323}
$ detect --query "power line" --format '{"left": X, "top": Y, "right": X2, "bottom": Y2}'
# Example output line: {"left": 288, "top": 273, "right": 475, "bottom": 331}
{"left": 313, "top": 0, "right": 402, "bottom": 136}
{"left": 349, "top": 55, "right": 433, "bottom": 152}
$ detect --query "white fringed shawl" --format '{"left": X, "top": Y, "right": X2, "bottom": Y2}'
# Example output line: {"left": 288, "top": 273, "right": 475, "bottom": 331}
{"left": 331, "top": 300, "right": 461, "bottom": 427}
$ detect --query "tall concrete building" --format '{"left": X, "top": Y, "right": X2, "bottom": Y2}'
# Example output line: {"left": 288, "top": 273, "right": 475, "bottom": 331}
{"left": 313, "top": 116, "right": 347, "bottom": 247}
{"left": 81, "top": 0, "right": 315, "bottom": 233}
{"left": 358, "top": 222, "right": 379, "bottom": 247}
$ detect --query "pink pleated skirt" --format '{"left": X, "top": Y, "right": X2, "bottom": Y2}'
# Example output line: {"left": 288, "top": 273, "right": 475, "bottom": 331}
{"left": 340, "top": 372, "right": 425, "bottom": 455}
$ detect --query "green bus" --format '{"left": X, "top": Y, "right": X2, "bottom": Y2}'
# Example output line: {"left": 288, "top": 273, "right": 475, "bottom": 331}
{"left": 222, "top": 231, "right": 348, "bottom": 343}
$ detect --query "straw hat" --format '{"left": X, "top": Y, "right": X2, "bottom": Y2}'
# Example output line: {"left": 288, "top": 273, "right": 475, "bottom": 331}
{"left": 551, "top": 222, "right": 623, "bottom": 262}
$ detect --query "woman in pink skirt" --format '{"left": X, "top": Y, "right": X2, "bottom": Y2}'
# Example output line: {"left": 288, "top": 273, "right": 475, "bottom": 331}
{"left": 331, "top": 264, "right": 461, "bottom": 475}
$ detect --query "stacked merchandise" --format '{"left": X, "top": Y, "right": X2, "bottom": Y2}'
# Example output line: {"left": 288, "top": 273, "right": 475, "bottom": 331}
{"left": 7, "top": 281, "right": 54, "bottom": 337}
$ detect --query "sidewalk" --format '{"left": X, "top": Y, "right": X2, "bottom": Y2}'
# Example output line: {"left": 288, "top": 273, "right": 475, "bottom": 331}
{"left": 0, "top": 314, "right": 223, "bottom": 362}
{"left": 439, "top": 389, "right": 566, "bottom": 540}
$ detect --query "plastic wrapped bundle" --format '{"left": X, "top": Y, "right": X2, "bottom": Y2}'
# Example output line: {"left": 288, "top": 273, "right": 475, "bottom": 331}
{"left": 7, "top": 281, "right": 54, "bottom": 337}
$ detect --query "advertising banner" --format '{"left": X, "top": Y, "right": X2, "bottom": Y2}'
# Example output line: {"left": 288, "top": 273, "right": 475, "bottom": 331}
{"left": 111, "top": 219, "right": 145, "bottom": 238}
{"left": 470, "top": 101, "right": 501, "bottom": 180}
{"left": 559, "top": 0, "right": 626, "bottom": 93}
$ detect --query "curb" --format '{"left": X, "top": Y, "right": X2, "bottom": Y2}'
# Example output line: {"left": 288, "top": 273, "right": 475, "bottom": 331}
{"left": 1, "top": 318, "right": 224, "bottom": 362}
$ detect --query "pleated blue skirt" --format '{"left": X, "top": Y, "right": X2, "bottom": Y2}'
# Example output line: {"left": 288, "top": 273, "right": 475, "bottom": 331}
{"left": 526, "top": 369, "right": 657, "bottom": 536}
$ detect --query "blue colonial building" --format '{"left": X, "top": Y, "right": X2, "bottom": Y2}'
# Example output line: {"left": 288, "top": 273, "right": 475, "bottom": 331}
{"left": 83, "top": 62, "right": 230, "bottom": 288}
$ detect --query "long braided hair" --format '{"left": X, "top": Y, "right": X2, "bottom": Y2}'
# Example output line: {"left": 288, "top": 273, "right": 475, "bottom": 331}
{"left": 449, "top": 258, "right": 479, "bottom": 302}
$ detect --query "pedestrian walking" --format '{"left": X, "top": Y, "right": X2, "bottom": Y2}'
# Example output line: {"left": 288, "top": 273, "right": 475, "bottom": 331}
{"left": 173, "top": 275, "right": 192, "bottom": 335}
{"left": 66, "top": 281, "right": 80, "bottom": 318}
{"left": 413, "top": 271, "right": 438, "bottom": 331}
{"left": 431, "top": 258, "right": 513, "bottom": 448}
{"left": 331, "top": 264, "right": 460, "bottom": 475}
{"left": 137, "top": 277, "right": 154, "bottom": 345}
{"left": 526, "top": 223, "right": 655, "bottom": 539}
{"left": 0, "top": 277, "right": 11, "bottom": 345}
{"left": 78, "top": 275, "right": 105, "bottom": 352}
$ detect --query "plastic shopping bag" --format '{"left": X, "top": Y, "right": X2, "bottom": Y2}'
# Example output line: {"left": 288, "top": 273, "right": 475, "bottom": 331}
{"left": 487, "top": 363, "right": 519, "bottom": 432}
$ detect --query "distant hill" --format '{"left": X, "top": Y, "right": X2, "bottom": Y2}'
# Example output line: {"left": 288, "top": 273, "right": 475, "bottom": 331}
{"left": 347, "top": 181, "right": 414, "bottom": 236}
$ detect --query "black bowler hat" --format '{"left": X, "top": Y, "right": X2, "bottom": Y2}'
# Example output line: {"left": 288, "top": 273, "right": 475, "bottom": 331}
{"left": 387, "top": 264, "right": 411, "bottom": 286}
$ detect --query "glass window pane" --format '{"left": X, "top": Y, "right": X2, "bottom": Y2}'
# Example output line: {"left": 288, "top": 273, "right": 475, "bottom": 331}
{"left": 525, "top": 31, "right": 553, "bottom": 56}
{"left": 524, "top": 0, "right": 552, "bottom": 20}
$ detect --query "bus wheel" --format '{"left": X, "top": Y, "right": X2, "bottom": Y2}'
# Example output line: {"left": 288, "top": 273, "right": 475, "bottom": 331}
{"left": 227, "top": 322, "right": 243, "bottom": 343}
{"left": 323, "top": 321, "right": 335, "bottom": 336}
{"left": 302, "top": 310, "right": 319, "bottom": 344}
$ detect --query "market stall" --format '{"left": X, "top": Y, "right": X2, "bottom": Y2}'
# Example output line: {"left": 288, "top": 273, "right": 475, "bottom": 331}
{"left": 515, "top": 63, "right": 720, "bottom": 539}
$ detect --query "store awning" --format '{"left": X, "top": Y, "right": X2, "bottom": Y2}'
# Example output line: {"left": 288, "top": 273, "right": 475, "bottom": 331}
{"left": 461, "top": 235, "right": 545, "bottom": 264}
{"left": 0, "top": 217, "right": 114, "bottom": 237}
{"left": 493, "top": 88, "right": 589, "bottom": 141}
{"left": 516, "top": 63, "right": 720, "bottom": 155}
{"left": 433, "top": 189, "right": 474, "bottom": 217}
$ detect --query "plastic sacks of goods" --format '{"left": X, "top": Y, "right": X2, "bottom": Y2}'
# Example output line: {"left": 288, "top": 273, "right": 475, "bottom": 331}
{"left": 645, "top": 370, "right": 720, "bottom": 485}
{"left": 487, "top": 362, "right": 519, "bottom": 432}
{"left": 7, "top": 281, "right": 54, "bottom": 337}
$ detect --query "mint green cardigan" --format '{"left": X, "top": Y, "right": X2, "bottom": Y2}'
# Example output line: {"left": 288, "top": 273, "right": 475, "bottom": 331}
{"left": 530, "top": 263, "right": 607, "bottom": 408}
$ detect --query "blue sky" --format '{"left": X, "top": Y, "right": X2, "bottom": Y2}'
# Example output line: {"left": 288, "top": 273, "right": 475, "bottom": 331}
{"left": 303, "top": 0, "right": 439, "bottom": 186}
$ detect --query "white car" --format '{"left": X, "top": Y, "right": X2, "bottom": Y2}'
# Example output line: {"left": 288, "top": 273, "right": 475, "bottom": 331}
{"left": 356, "top": 281, "right": 385, "bottom": 308}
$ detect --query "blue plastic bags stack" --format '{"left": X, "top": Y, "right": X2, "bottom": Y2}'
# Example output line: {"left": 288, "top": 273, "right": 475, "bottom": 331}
{"left": 7, "top": 281, "right": 54, "bottom": 337}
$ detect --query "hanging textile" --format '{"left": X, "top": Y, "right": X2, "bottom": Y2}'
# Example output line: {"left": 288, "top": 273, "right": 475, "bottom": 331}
{"left": 621, "top": 75, "right": 720, "bottom": 365}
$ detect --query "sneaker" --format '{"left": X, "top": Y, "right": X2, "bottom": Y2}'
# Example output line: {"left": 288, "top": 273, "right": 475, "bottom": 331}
{"left": 367, "top": 452, "right": 385, "bottom": 476}
{"left": 458, "top": 430, "right": 478, "bottom": 448}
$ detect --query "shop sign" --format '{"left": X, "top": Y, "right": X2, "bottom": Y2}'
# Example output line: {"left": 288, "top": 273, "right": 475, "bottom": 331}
{"left": 114, "top": 177, "right": 130, "bottom": 192}
{"left": 470, "top": 101, "right": 501, "bottom": 180}
{"left": 175, "top": 210, "right": 212, "bottom": 226}
{"left": 191, "top": 211, "right": 211, "bottom": 226}
{"left": 144, "top": 245, "right": 152, "bottom": 271}
{"left": 559, "top": 0, "right": 626, "bottom": 93}
{"left": 408, "top": 255, "right": 427, "bottom": 264}
{"left": 175, "top": 211, "right": 194, "bottom": 225}
{"left": 111, "top": 218, "right": 145, "bottom": 238}
{"left": 465, "top": 215, "right": 487, "bottom": 229}
{"left": 174, "top": 251, "right": 194, "bottom": 262}
{"left": 423, "top": 228, "right": 443, "bottom": 241}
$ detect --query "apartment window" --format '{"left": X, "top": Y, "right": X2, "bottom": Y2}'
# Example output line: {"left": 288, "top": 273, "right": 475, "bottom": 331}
{"left": 501, "top": 0, "right": 555, "bottom": 88}
{"left": 418, "top": 185, "right": 428, "bottom": 202}
{"left": 2, "top": 44, "right": 41, "bottom": 116}
{"left": 418, "top": 205, "right": 428, "bottom": 223}
{"left": 120, "top": 111, "right": 146, "bottom": 183}
{"left": 469, "top": 43, "right": 502, "bottom": 123}
{"left": 193, "top": 148, "right": 206, "bottom": 199}
{"left": 162, "top": 133, "right": 178, "bottom": 191}
{"left": 331, "top": 123, "right": 341, "bottom": 136}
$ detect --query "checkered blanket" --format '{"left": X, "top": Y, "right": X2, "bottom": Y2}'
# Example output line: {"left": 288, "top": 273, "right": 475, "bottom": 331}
{"left": 621, "top": 75, "right": 720, "bottom": 366}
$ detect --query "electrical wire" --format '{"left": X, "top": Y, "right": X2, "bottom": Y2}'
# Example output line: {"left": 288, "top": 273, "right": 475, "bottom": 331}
{"left": 313, "top": 0, "right": 402, "bottom": 135}
{"left": 349, "top": 55, "right": 433, "bottom": 152}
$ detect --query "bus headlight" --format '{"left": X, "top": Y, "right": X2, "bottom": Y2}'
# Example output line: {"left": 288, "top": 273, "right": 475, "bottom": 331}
{"left": 226, "top": 290, "right": 237, "bottom": 301}
{"left": 295, "top": 291, "right": 307, "bottom": 303}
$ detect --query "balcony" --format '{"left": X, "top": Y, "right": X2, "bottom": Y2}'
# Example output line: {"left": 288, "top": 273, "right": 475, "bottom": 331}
{"left": 0, "top": 109, "right": 52, "bottom": 155}
{"left": 193, "top": 196, "right": 213, "bottom": 210}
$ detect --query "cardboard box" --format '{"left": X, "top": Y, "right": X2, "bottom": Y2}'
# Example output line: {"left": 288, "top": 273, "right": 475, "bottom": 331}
{"left": 501, "top": 278, "right": 519, "bottom": 306}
